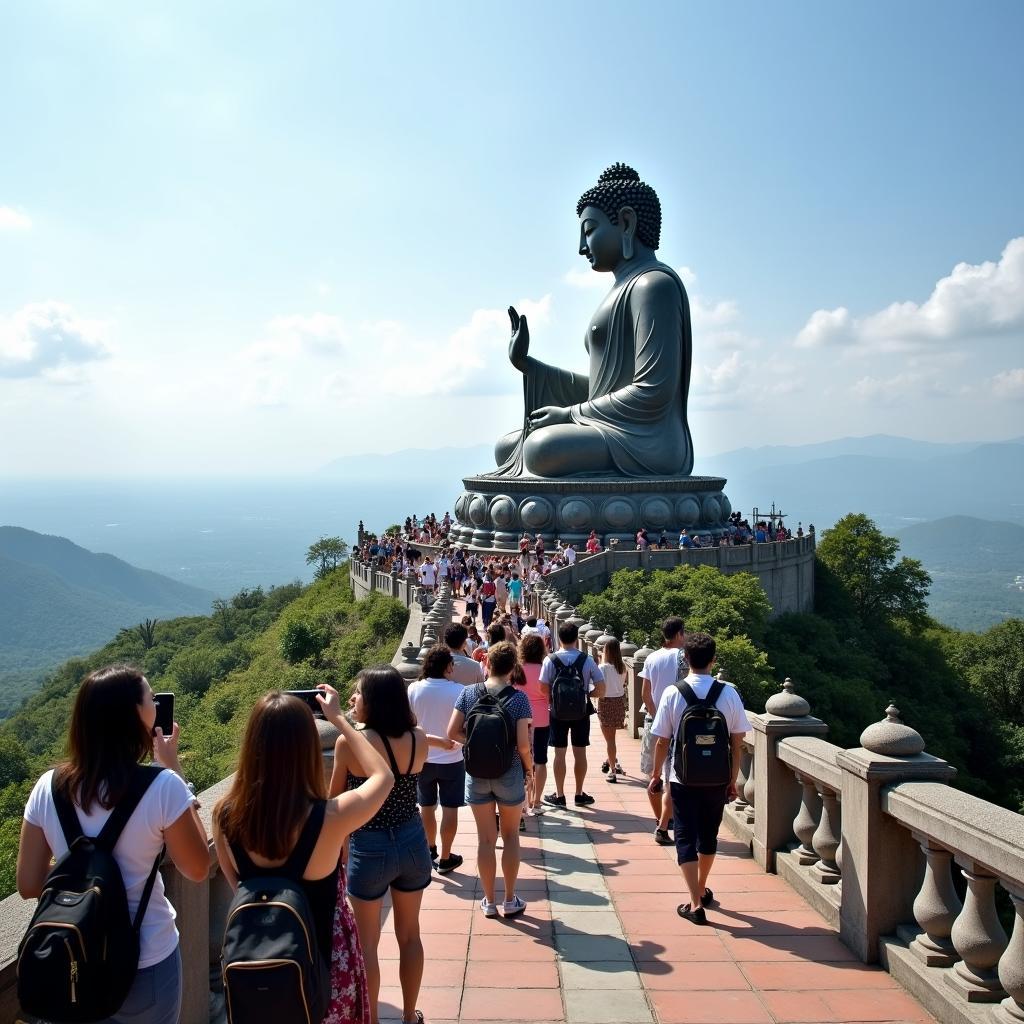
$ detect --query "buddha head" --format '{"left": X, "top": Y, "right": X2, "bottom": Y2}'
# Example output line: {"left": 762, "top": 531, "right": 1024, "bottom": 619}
{"left": 576, "top": 163, "right": 662, "bottom": 271}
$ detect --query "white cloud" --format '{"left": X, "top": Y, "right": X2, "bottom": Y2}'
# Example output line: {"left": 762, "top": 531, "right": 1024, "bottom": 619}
{"left": 851, "top": 371, "right": 959, "bottom": 404}
{"left": 240, "top": 296, "right": 552, "bottom": 407}
{"left": 795, "top": 236, "right": 1024, "bottom": 351}
{"left": 992, "top": 367, "right": 1024, "bottom": 400}
{"left": 0, "top": 206, "right": 32, "bottom": 231}
{"left": 691, "top": 296, "right": 740, "bottom": 330}
{"left": 247, "top": 312, "right": 348, "bottom": 360}
{"left": 563, "top": 266, "right": 606, "bottom": 289}
{"left": 0, "top": 302, "right": 110, "bottom": 379}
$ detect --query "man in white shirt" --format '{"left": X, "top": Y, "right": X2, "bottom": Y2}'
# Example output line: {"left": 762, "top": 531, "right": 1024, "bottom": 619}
{"left": 419, "top": 557, "right": 437, "bottom": 592}
{"left": 443, "top": 623, "right": 486, "bottom": 685}
{"left": 650, "top": 632, "right": 751, "bottom": 925}
{"left": 408, "top": 646, "right": 466, "bottom": 873}
{"left": 540, "top": 622, "right": 605, "bottom": 807}
{"left": 436, "top": 554, "right": 451, "bottom": 585}
{"left": 640, "top": 616, "right": 686, "bottom": 843}
{"left": 564, "top": 544, "right": 577, "bottom": 565}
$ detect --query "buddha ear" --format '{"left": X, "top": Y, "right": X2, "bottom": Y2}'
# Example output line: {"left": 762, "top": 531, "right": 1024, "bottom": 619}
{"left": 619, "top": 206, "right": 638, "bottom": 260}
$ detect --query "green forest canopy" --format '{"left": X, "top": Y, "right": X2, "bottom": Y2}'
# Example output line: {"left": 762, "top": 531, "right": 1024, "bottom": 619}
{"left": 578, "top": 513, "right": 1024, "bottom": 816}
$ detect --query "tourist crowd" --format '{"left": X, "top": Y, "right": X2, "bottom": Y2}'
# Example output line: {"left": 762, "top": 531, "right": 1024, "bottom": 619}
{"left": 14, "top": 608, "right": 748, "bottom": 1024}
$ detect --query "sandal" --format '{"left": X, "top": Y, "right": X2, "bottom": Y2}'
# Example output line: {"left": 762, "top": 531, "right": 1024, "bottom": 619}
{"left": 403, "top": 1011, "right": 425, "bottom": 1024}
{"left": 600, "top": 760, "right": 610, "bottom": 773}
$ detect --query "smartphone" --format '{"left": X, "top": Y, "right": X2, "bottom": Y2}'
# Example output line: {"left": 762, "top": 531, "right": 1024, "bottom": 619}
{"left": 285, "top": 689, "right": 325, "bottom": 719}
{"left": 153, "top": 692, "right": 175, "bottom": 737}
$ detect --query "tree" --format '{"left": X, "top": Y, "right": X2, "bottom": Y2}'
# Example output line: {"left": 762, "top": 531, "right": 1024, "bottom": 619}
{"left": 167, "top": 647, "right": 219, "bottom": 695}
{"left": 306, "top": 536, "right": 349, "bottom": 579}
{"left": 279, "top": 619, "right": 329, "bottom": 665}
{"left": 816, "top": 513, "right": 931, "bottom": 624}
{"left": 137, "top": 618, "right": 159, "bottom": 649}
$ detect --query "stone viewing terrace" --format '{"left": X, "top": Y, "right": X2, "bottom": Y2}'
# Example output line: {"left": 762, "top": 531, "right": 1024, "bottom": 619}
{"left": 3, "top": 566, "right": 1021, "bottom": 1024}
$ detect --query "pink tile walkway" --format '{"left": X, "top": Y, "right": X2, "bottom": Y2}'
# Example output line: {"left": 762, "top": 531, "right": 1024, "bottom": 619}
{"left": 372, "top": 727, "right": 935, "bottom": 1024}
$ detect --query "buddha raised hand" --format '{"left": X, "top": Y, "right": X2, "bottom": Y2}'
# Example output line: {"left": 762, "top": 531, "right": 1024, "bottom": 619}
{"left": 493, "top": 163, "right": 693, "bottom": 479}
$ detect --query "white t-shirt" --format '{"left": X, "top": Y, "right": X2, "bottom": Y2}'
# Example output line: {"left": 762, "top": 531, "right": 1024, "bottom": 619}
{"left": 565, "top": 547, "right": 577, "bottom": 564}
{"left": 600, "top": 663, "right": 626, "bottom": 699}
{"left": 640, "top": 646, "right": 686, "bottom": 715}
{"left": 536, "top": 621, "right": 551, "bottom": 643}
{"left": 408, "top": 678, "right": 465, "bottom": 765}
{"left": 419, "top": 563, "right": 436, "bottom": 585}
{"left": 650, "top": 673, "right": 753, "bottom": 785}
{"left": 24, "top": 768, "right": 195, "bottom": 968}
{"left": 437, "top": 558, "right": 450, "bottom": 578}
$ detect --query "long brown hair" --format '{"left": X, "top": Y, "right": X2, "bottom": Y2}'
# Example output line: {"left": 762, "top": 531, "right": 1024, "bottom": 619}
{"left": 603, "top": 638, "right": 625, "bottom": 675}
{"left": 53, "top": 664, "right": 153, "bottom": 813}
{"left": 216, "top": 692, "right": 326, "bottom": 860}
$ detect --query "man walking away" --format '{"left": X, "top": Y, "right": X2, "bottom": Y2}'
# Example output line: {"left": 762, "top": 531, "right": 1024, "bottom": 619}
{"left": 640, "top": 617, "right": 686, "bottom": 845}
{"left": 444, "top": 623, "right": 486, "bottom": 685}
{"left": 649, "top": 633, "right": 750, "bottom": 924}
{"left": 540, "top": 622, "right": 605, "bottom": 807}
{"left": 409, "top": 646, "right": 467, "bottom": 873}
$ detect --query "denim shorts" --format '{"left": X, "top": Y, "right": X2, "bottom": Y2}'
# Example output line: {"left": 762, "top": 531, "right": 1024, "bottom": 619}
{"left": 417, "top": 760, "right": 466, "bottom": 808}
{"left": 465, "top": 760, "right": 527, "bottom": 806}
{"left": 348, "top": 816, "right": 433, "bottom": 901}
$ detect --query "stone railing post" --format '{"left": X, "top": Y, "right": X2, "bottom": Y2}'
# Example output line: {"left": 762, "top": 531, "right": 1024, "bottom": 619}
{"left": 630, "top": 639, "right": 654, "bottom": 741}
{"left": 162, "top": 864, "right": 209, "bottom": 1024}
{"left": 752, "top": 678, "right": 828, "bottom": 871}
{"left": 837, "top": 705, "right": 955, "bottom": 963}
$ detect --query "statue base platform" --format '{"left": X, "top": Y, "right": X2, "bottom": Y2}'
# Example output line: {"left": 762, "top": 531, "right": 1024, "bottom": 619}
{"left": 450, "top": 474, "right": 732, "bottom": 551}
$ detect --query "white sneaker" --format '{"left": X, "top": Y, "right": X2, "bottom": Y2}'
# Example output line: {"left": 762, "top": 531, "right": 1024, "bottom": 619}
{"left": 502, "top": 895, "right": 527, "bottom": 918}
{"left": 480, "top": 897, "right": 498, "bottom": 918}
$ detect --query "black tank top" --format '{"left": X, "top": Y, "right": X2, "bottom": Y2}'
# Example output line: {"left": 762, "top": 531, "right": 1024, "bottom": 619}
{"left": 347, "top": 732, "right": 420, "bottom": 831}
{"left": 229, "top": 800, "right": 337, "bottom": 962}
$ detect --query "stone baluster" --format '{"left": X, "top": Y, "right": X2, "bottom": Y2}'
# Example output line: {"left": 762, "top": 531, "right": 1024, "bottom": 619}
{"left": 907, "top": 840, "right": 961, "bottom": 967}
{"left": 946, "top": 867, "right": 1008, "bottom": 1003}
{"left": 752, "top": 677, "right": 826, "bottom": 871}
{"left": 792, "top": 772, "right": 821, "bottom": 864}
{"left": 742, "top": 743, "right": 756, "bottom": 824}
{"left": 996, "top": 887, "right": 1024, "bottom": 1024}
{"left": 811, "top": 785, "right": 842, "bottom": 883}
{"left": 733, "top": 745, "right": 752, "bottom": 813}
{"left": 837, "top": 705, "right": 955, "bottom": 963}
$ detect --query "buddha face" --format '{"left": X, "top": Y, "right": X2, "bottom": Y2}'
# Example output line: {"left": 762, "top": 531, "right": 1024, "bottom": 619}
{"left": 578, "top": 206, "right": 623, "bottom": 272}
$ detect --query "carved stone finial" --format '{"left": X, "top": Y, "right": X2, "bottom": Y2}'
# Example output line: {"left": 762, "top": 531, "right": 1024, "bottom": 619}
{"left": 765, "top": 677, "right": 811, "bottom": 718}
{"left": 860, "top": 704, "right": 926, "bottom": 757}
{"left": 633, "top": 636, "right": 655, "bottom": 664}
{"left": 619, "top": 636, "right": 638, "bottom": 659}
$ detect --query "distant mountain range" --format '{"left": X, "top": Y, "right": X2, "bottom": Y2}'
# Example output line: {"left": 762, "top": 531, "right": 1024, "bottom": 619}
{"left": 322, "top": 434, "right": 1024, "bottom": 528}
{"left": 895, "top": 516, "right": 1024, "bottom": 631}
{"left": 0, "top": 527, "right": 214, "bottom": 716}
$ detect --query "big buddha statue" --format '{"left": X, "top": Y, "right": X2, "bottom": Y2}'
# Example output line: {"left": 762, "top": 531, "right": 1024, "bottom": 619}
{"left": 493, "top": 163, "right": 693, "bottom": 479}
{"left": 450, "top": 164, "right": 729, "bottom": 550}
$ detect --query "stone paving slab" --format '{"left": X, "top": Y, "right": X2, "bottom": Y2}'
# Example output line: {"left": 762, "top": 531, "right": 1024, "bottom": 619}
{"left": 373, "top": 728, "right": 935, "bottom": 1024}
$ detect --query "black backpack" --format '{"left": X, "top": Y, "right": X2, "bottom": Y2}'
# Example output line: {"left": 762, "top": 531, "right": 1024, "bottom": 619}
{"left": 463, "top": 684, "right": 517, "bottom": 779}
{"left": 17, "top": 765, "right": 165, "bottom": 1023}
{"left": 548, "top": 651, "right": 588, "bottom": 722}
{"left": 222, "top": 801, "right": 331, "bottom": 1024}
{"left": 672, "top": 680, "right": 732, "bottom": 786}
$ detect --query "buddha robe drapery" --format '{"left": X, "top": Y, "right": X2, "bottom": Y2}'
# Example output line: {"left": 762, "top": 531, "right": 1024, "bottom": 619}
{"left": 492, "top": 261, "right": 693, "bottom": 478}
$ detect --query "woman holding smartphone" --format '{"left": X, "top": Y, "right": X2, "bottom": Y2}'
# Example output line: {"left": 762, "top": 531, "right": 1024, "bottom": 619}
{"left": 17, "top": 664, "right": 211, "bottom": 1024}
{"left": 214, "top": 684, "right": 394, "bottom": 1024}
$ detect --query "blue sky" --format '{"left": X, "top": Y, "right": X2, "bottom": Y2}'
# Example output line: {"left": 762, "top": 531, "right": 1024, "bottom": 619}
{"left": 1, "top": 1, "right": 1022, "bottom": 476}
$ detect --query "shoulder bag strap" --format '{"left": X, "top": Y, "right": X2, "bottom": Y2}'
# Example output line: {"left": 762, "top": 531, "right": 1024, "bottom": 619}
{"left": 706, "top": 680, "right": 726, "bottom": 709}
{"left": 51, "top": 772, "right": 85, "bottom": 848}
{"left": 96, "top": 765, "right": 165, "bottom": 849}
{"left": 284, "top": 800, "right": 327, "bottom": 878}
{"left": 677, "top": 681, "right": 698, "bottom": 706}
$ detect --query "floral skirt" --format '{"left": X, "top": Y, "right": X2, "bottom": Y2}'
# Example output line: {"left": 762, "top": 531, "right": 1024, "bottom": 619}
{"left": 598, "top": 695, "right": 627, "bottom": 730}
{"left": 324, "top": 863, "right": 371, "bottom": 1024}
